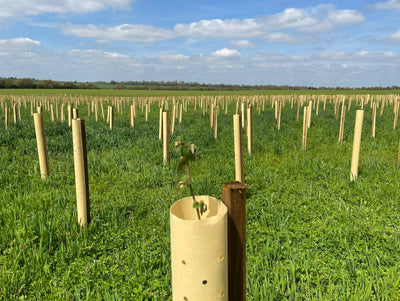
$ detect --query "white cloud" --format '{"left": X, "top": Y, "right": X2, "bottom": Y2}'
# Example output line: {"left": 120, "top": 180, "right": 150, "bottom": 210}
{"left": 60, "top": 5, "right": 365, "bottom": 43}
{"left": 326, "top": 9, "right": 365, "bottom": 25}
{"left": 0, "top": 0, "right": 134, "bottom": 19}
{"left": 1, "top": 48, "right": 399, "bottom": 87}
{"left": 211, "top": 48, "right": 241, "bottom": 57}
{"left": 62, "top": 24, "right": 174, "bottom": 43}
{"left": 386, "top": 30, "right": 400, "bottom": 43}
{"left": 299, "top": 7, "right": 365, "bottom": 33}
{"left": 262, "top": 32, "right": 298, "bottom": 43}
{"left": 158, "top": 54, "right": 189, "bottom": 63}
{"left": 371, "top": 0, "right": 400, "bottom": 9}
{"left": 264, "top": 8, "right": 318, "bottom": 30}
{"left": 229, "top": 40, "right": 256, "bottom": 48}
{"left": 174, "top": 18, "right": 263, "bottom": 39}
{"left": 68, "top": 49, "right": 129, "bottom": 59}
{"left": 355, "top": 50, "right": 371, "bottom": 57}
{"left": 0, "top": 37, "right": 41, "bottom": 51}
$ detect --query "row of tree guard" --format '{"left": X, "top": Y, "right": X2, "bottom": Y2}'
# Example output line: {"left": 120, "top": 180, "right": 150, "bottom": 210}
{"left": 3, "top": 93, "right": 400, "bottom": 184}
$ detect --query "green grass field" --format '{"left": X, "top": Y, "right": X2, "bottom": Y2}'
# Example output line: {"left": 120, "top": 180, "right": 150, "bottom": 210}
{"left": 1, "top": 90, "right": 400, "bottom": 300}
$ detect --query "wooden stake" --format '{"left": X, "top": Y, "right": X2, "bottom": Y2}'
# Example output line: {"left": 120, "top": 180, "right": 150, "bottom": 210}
{"left": 72, "top": 118, "right": 90, "bottom": 226}
{"left": 221, "top": 181, "right": 248, "bottom": 301}
{"left": 163, "top": 111, "right": 169, "bottom": 163}
{"left": 233, "top": 114, "right": 244, "bottom": 183}
{"left": 350, "top": 110, "right": 364, "bottom": 181}
{"left": 33, "top": 112, "right": 50, "bottom": 179}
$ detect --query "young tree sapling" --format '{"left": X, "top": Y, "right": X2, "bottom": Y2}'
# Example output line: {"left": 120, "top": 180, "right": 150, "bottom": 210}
{"left": 174, "top": 137, "right": 207, "bottom": 220}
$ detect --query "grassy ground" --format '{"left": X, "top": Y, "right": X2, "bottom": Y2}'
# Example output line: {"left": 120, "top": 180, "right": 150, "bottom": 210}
{"left": 1, "top": 93, "right": 400, "bottom": 299}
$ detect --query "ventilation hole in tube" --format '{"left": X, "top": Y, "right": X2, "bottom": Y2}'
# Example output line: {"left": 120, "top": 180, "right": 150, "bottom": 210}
{"left": 220, "top": 255, "right": 224, "bottom": 262}
{"left": 183, "top": 297, "right": 188, "bottom": 301}
{"left": 202, "top": 280, "right": 208, "bottom": 285}
{"left": 220, "top": 291, "right": 225, "bottom": 297}
{"left": 181, "top": 260, "right": 186, "bottom": 265}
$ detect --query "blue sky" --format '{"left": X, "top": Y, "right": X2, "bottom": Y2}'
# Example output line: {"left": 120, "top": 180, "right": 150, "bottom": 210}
{"left": 1, "top": 0, "right": 400, "bottom": 87}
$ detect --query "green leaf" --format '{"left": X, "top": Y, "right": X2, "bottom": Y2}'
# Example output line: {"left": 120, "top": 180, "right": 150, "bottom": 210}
{"left": 187, "top": 152, "right": 195, "bottom": 161}
{"left": 181, "top": 145, "right": 191, "bottom": 157}
{"left": 199, "top": 201, "right": 207, "bottom": 215}
{"left": 193, "top": 201, "right": 200, "bottom": 209}
{"left": 177, "top": 157, "right": 187, "bottom": 171}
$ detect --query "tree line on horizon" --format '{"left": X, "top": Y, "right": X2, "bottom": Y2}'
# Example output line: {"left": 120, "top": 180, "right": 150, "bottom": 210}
{"left": 1, "top": 77, "right": 399, "bottom": 91}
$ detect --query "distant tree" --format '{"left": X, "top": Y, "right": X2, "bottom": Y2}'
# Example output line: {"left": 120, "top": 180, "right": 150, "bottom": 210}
{"left": 38, "top": 80, "right": 55, "bottom": 89}
{"left": 5, "top": 78, "right": 16, "bottom": 88}
{"left": 63, "top": 81, "right": 78, "bottom": 89}
{"left": 16, "top": 78, "right": 35, "bottom": 89}
{"left": 0, "top": 78, "right": 5, "bottom": 89}
{"left": 113, "top": 83, "right": 126, "bottom": 90}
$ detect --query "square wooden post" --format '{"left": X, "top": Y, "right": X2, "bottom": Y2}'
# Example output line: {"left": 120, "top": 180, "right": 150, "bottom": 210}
{"left": 221, "top": 181, "right": 248, "bottom": 301}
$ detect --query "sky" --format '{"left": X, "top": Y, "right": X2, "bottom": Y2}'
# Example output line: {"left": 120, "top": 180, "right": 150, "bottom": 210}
{"left": 0, "top": 0, "right": 400, "bottom": 87}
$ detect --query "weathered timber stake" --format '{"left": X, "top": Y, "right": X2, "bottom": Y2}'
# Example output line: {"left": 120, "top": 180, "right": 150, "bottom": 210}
{"left": 221, "top": 181, "right": 248, "bottom": 301}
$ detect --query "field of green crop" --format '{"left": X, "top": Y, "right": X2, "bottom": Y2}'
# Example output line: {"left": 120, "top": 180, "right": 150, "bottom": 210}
{"left": 1, "top": 90, "right": 400, "bottom": 300}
